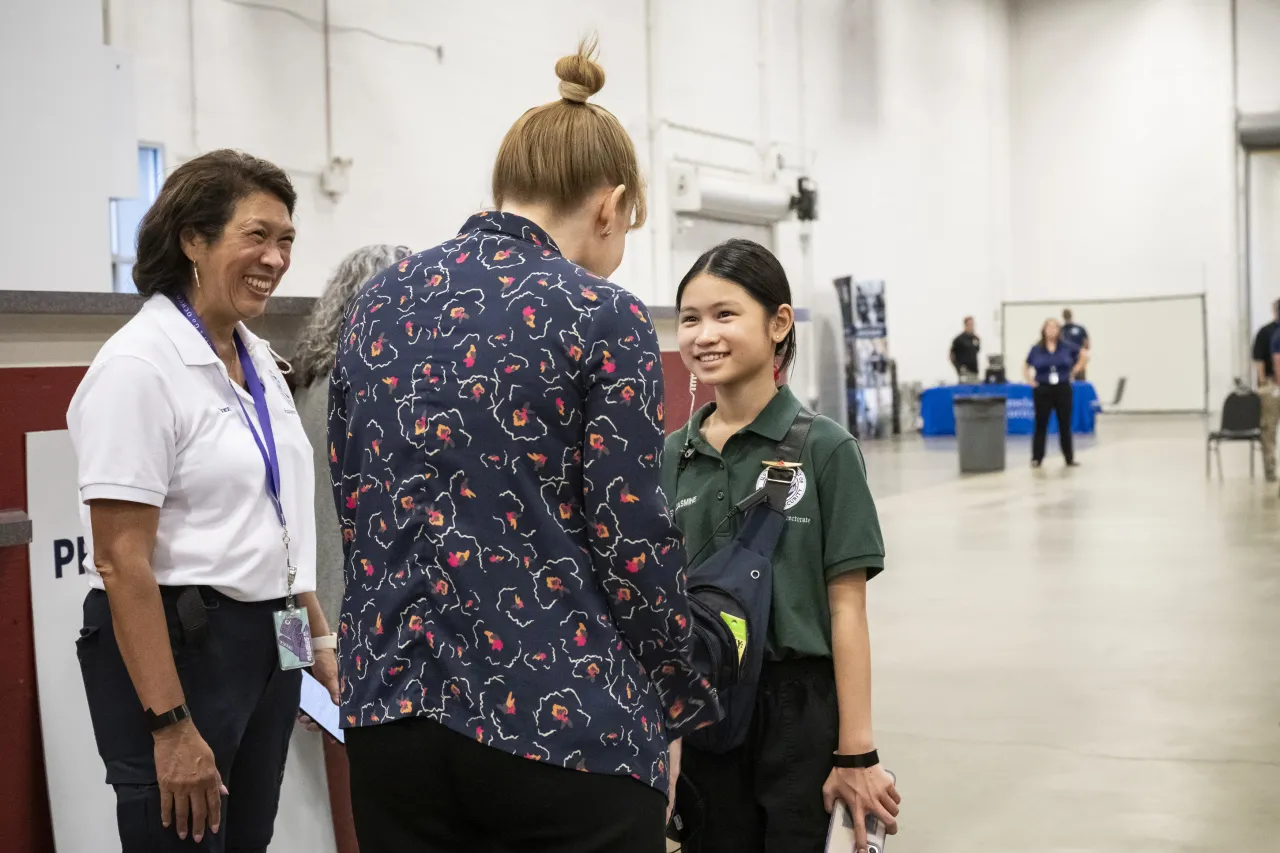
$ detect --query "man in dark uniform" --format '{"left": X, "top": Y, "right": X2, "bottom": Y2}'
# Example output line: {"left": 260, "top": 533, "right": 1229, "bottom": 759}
{"left": 1061, "top": 309, "right": 1090, "bottom": 380}
{"left": 1255, "top": 300, "right": 1280, "bottom": 481}
{"left": 950, "top": 316, "right": 981, "bottom": 383}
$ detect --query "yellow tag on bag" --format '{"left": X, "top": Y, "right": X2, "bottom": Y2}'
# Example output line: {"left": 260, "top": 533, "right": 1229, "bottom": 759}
{"left": 719, "top": 612, "right": 748, "bottom": 664}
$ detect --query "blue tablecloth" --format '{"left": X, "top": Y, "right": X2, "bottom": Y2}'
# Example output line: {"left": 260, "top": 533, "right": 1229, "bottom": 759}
{"left": 920, "top": 382, "right": 1098, "bottom": 437}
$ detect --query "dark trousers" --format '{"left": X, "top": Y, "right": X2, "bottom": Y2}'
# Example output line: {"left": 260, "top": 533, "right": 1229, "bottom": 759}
{"left": 77, "top": 588, "right": 301, "bottom": 853}
{"left": 346, "top": 716, "right": 666, "bottom": 853}
{"left": 1033, "top": 382, "right": 1075, "bottom": 463}
{"left": 680, "top": 659, "right": 838, "bottom": 853}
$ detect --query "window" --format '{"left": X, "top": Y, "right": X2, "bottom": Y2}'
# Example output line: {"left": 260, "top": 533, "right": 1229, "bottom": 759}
{"left": 110, "top": 144, "right": 164, "bottom": 293}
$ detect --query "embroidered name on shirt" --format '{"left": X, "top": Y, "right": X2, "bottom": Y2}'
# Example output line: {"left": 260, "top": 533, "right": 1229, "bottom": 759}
{"left": 675, "top": 496, "right": 699, "bottom": 511}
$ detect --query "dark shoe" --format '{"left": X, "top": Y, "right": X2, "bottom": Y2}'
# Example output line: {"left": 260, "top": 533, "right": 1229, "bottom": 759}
{"left": 1066, "top": 460, "right": 1080, "bottom": 467}
{"left": 1031, "top": 459, "right": 1043, "bottom": 468}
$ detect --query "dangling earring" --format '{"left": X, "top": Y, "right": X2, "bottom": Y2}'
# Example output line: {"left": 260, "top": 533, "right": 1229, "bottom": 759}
{"left": 193, "top": 264, "right": 202, "bottom": 289}
{"left": 687, "top": 373, "right": 698, "bottom": 424}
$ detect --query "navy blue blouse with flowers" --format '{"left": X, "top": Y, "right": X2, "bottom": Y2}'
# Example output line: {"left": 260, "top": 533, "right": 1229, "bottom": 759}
{"left": 328, "top": 212, "right": 718, "bottom": 791}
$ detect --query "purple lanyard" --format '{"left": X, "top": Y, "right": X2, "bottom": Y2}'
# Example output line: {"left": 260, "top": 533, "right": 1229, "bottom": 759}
{"left": 170, "top": 294, "right": 286, "bottom": 529}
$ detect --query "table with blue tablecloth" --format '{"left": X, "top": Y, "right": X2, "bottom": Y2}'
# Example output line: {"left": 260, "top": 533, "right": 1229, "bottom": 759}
{"left": 920, "top": 382, "right": 1098, "bottom": 436}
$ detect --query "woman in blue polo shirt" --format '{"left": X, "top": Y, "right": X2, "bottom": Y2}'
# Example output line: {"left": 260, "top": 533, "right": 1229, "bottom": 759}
{"left": 1024, "top": 318, "right": 1089, "bottom": 467}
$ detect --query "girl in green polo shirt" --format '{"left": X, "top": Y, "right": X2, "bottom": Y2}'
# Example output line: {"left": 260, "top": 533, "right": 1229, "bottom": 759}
{"left": 664, "top": 239, "right": 900, "bottom": 853}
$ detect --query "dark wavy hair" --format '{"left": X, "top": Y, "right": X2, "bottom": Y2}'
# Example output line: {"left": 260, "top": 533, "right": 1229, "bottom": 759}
{"left": 133, "top": 149, "right": 296, "bottom": 297}
{"left": 675, "top": 238, "right": 797, "bottom": 373}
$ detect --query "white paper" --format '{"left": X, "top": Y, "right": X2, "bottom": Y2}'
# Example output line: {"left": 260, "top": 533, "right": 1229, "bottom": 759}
{"left": 300, "top": 670, "right": 344, "bottom": 743}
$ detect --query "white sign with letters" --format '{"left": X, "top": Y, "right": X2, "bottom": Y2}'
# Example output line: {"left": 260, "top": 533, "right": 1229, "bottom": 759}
{"left": 26, "top": 429, "right": 118, "bottom": 853}
{"left": 26, "top": 430, "right": 335, "bottom": 853}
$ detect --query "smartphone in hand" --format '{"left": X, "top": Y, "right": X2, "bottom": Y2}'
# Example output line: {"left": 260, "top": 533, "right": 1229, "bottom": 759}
{"left": 824, "top": 770, "right": 895, "bottom": 853}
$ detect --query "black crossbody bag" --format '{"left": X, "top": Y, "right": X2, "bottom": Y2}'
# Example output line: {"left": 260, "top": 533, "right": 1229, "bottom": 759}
{"left": 677, "top": 408, "right": 815, "bottom": 753}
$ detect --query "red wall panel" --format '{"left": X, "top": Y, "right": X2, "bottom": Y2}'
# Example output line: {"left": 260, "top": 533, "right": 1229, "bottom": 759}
{"left": 0, "top": 367, "right": 86, "bottom": 853}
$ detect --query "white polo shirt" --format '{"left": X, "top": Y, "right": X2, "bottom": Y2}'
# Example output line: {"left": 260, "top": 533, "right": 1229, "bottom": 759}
{"left": 67, "top": 294, "right": 317, "bottom": 602}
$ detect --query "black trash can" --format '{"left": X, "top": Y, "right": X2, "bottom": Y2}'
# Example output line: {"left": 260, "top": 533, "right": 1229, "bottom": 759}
{"left": 953, "top": 395, "right": 1007, "bottom": 473}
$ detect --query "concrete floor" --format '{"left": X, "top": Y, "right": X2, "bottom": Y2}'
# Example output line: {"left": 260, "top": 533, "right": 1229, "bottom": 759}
{"left": 861, "top": 415, "right": 1280, "bottom": 852}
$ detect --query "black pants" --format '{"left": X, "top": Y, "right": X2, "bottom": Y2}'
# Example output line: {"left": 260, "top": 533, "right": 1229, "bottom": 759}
{"left": 1032, "top": 382, "right": 1075, "bottom": 463}
{"left": 76, "top": 587, "right": 301, "bottom": 853}
{"left": 680, "top": 659, "right": 838, "bottom": 853}
{"left": 347, "top": 716, "right": 667, "bottom": 852}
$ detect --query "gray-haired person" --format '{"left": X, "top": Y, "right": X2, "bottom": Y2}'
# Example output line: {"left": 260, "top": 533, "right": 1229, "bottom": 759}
{"left": 291, "top": 244, "right": 412, "bottom": 625}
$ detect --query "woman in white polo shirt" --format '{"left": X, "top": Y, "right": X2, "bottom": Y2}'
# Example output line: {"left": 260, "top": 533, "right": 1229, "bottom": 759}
{"left": 67, "top": 149, "right": 338, "bottom": 853}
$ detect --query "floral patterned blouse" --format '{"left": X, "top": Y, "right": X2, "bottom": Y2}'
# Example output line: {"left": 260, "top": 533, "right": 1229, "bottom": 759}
{"left": 328, "top": 212, "right": 718, "bottom": 791}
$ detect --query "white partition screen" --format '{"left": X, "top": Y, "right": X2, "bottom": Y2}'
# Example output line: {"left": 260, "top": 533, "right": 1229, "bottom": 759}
{"left": 1001, "top": 295, "right": 1207, "bottom": 413}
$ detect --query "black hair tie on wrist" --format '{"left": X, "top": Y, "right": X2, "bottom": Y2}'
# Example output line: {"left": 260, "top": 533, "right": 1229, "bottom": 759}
{"left": 833, "top": 749, "right": 879, "bottom": 769}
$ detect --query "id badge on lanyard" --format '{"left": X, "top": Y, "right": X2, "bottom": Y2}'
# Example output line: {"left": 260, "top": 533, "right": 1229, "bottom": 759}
{"left": 170, "top": 295, "right": 313, "bottom": 670}
{"left": 1049, "top": 367, "right": 1059, "bottom": 385}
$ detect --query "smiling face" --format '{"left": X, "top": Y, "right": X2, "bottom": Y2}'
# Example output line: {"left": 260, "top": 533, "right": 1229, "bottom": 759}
{"left": 677, "top": 272, "right": 790, "bottom": 388}
{"left": 183, "top": 191, "right": 295, "bottom": 323}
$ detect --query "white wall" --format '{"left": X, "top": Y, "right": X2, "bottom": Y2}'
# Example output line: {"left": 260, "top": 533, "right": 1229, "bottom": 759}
{"left": 791, "top": 0, "right": 1012, "bottom": 389}
{"left": 1009, "top": 0, "right": 1239, "bottom": 405}
{"left": 0, "top": 0, "right": 137, "bottom": 293}
{"left": 106, "top": 0, "right": 653, "bottom": 299}
{"left": 1237, "top": 0, "right": 1280, "bottom": 114}
{"left": 105, "top": 0, "right": 1011, "bottom": 392}
{"left": 4, "top": 0, "right": 1014, "bottom": 398}
{"left": 1248, "top": 152, "right": 1280, "bottom": 336}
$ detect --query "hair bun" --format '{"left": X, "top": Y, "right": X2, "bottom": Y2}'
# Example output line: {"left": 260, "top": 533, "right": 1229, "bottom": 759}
{"left": 555, "top": 36, "right": 606, "bottom": 104}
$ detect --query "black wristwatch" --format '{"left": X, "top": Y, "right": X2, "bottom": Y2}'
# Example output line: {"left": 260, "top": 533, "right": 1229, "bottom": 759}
{"left": 833, "top": 749, "right": 879, "bottom": 769}
{"left": 146, "top": 703, "right": 191, "bottom": 733}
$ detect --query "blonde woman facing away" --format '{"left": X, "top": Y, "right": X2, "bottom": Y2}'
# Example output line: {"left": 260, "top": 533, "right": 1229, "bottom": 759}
{"left": 327, "top": 40, "right": 718, "bottom": 853}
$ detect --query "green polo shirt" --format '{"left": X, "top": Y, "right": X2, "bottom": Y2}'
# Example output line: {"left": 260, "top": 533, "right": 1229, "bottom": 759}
{"left": 662, "top": 386, "right": 885, "bottom": 660}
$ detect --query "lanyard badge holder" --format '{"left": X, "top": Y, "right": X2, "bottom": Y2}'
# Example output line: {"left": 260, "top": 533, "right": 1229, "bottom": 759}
{"left": 170, "top": 295, "right": 313, "bottom": 671}
{"left": 271, "top": 526, "right": 314, "bottom": 670}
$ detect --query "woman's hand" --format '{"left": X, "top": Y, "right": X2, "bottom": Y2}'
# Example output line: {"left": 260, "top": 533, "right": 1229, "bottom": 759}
{"left": 296, "top": 650, "right": 341, "bottom": 741}
{"left": 823, "top": 764, "right": 900, "bottom": 852}
{"left": 313, "top": 647, "right": 341, "bottom": 705}
{"left": 666, "top": 737, "right": 682, "bottom": 825}
{"left": 153, "top": 718, "right": 227, "bottom": 844}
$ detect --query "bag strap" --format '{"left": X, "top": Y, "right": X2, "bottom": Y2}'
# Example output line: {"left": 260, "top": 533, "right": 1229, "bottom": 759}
{"left": 742, "top": 408, "right": 816, "bottom": 514}
{"left": 777, "top": 408, "right": 816, "bottom": 464}
{"left": 682, "top": 407, "right": 818, "bottom": 567}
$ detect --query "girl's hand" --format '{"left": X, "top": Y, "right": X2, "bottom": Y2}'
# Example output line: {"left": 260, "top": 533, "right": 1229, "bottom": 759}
{"left": 823, "top": 764, "right": 900, "bottom": 852}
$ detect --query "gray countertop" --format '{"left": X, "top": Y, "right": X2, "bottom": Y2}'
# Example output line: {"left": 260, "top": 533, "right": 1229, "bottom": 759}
{"left": 0, "top": 510, "right": 32, "bottom": 548}
{"left": 0, "top": 290, "right": 315, "bottom": 317}
{"left": 0, "top": 290, "right": 810, "bottom": 321}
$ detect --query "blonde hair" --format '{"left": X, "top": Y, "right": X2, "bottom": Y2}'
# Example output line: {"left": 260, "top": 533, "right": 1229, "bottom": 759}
{"left": 491, "top": 36, "right": 647, "bottom": 230}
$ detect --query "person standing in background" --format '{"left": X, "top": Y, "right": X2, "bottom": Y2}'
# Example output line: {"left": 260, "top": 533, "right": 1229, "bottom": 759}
{"left": 1025, "top": 318, "right": 1087, "bottom": 468}
{"left": 289, "top": 244, "right": 412, "bottom": 626}
{"left": 1061, "top": 309, "right": 1090, "bottom": 380}
{"left": 1252, "top": 300, "right": 1280, "bottom": 482}
{"left": 950, "top": 316, "right": 981, "bottom": 384}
